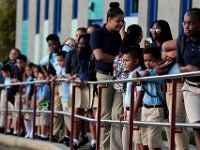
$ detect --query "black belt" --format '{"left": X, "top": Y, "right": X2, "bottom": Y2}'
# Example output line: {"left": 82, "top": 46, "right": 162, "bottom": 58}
{"left": 142, "top": 104, "right": 164, "bottom": 108}
{"left": 96, "top": 69, "right": 113, "bottom": 75}
{"left": 185, "top": 80, "right": 200, "bottom": 88}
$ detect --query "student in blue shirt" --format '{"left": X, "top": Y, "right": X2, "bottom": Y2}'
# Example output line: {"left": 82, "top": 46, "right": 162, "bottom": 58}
{"left": 135, "top": 47, "right": 165, "bottom": 150}
{"left": 119, "top": 46, "right": 145, "bottom": 150}
{"left": 36, "top": 71, "right": 51, "bottom": 140}
{"left": 56, "top": 51, "right": 71, "bottom": 145}
{"left": 40, "top": 34, "right": 63, "bottom": 142}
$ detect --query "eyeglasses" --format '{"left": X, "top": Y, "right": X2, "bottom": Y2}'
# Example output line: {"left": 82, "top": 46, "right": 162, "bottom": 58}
{"left": 149, "top": 28, "right": 161, "bottom": 33}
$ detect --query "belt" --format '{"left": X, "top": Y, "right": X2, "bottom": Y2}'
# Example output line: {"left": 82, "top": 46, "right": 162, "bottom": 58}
{"left": 185, "top": 80, "right": 200, "bottom": 88}
{"left": 96, "top": 69, "right": 113, "bottom": 75}
{"left": 142, "top": 104, "right": 164, "bottom": 108}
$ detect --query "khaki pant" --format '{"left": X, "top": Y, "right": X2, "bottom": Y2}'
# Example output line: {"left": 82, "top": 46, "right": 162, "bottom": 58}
{"left": 165, "top": 82, "right": 189, "bottom": 150}
{"left": 53, "top": 85, "right": 63, "bottom": 137}
{"left": 61, "top": 101, "right": 71, "bottom": 131}
{"left": 0, "top": 89, "right": 14, "bottom": 127}
{"left": 96, "top": 72, "right": 123, "bottom": 150}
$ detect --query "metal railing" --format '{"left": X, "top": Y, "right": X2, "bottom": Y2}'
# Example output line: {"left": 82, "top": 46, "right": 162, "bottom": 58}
{"left": 0, "top": 71, "right": 200, "bottom": 150}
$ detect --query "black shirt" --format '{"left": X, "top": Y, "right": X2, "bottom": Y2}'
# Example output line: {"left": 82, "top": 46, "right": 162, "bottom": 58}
{"left": 90, "top": 24, "right": 122, "bottom": 73}
{"left": 176, "top": 36, "right": 200, "bottom": 82}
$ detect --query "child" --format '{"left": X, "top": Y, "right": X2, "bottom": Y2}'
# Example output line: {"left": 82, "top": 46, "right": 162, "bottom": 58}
{"left": 136, "top": 47, "right": 165, "bottom": 150}
{"left": 121, "top": 46, "right": 145, "bottom": 150}
{"left": 23, "top": 63, "right": 35, "bottom": 138}
{"left": 0, "top": 65, "right": 14, "bottom": 134}
{"left": 36, "top": 71, "right": 51, "bottom": 140}
{"left": 56, "top": 51, "right": 71, "bottom": 145}
{"left": 11, "top": 54, "right": 27, "bottom": 136}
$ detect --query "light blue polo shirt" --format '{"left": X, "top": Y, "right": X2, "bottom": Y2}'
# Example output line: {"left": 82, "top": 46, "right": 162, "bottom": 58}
{"left": 142, "top": 69, "right": 165, "bottom": 105}
{"left": 40, "top": 53, "right": 62, "bottom": 76}
{"left": 168, "top": 63, "right": 180, "bottom": 74}
{"left": 36, "top": 84, "right": 50, "bottom": 103}
{"left": 125, "top": 66, "right": 143, "bottom": 107}
{"left": 61, "top": 68, "right": 70, "bottom": 102}
{"left": 25, "top": 76, "right": 33, "bottom": 96}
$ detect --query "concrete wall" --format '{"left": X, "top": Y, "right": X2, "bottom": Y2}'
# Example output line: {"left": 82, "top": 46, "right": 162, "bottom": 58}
{"left": 15, "top": 0, "right": 23, "bottom": 50}
{"left": 78, "top": 0, "right": 88, "bottom": 28}
{"left": 27, "top": 0, "right": 36, "bottom": 62}
{"left": 157, "top": 0, "right": 181, "bottom": 39}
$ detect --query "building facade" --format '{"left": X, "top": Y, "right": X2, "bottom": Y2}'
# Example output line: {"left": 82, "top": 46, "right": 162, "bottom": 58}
{"left": 15, "top": 0, "right": 200, "bottom": 63}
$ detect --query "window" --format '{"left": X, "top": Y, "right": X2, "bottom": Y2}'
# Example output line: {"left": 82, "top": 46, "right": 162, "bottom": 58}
{"left": 179, "top": 0, "right": 192, "bottom": 34}
{"left": 36, "top": 0, "right": 40, "bottom": 33}
{"left": 125, "top": 0, "right": 139, "bottom": 16}
{"left": 53, "top": 0, "right": 61, "bottom": 34}
{"left": 45, "top": 0, "right": 49, "bottom": 20}
{"left": 147, "top": 0, "right": 158, "bottom": 36}
{"left": 73, "top": 0, "right": 78, "bottom": 19}
{"left": 23, "top": 0, "right": 29, "bottom": 20}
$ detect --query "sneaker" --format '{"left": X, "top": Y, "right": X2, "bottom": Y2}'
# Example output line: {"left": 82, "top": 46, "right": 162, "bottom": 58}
{"left": 73, "top": 141, "right": 79, "bottom": 150}
{"left": 88, "top": 143, "right": 96, "bottom": 150}
{"left": 0, "top": 127, "right": 4, "bottom": 133}
{"left": 52, "top": 136, "right": 59, "bottom": 142}
{"left": 79, "top": 135, "right": 89, "bottom": 146}
{"left": 58, "top": 136, "right": 70, "bottom": 144}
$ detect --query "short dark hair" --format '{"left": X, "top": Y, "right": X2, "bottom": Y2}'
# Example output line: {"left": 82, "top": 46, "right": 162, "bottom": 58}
{"left": 88, "top": 24, "right": 101, "bottom": 30}
{"left": 1, "top": 64, "right": 11, "bottom": 73}
{"left": 143, "top": 47, "right": 161, "bottom": 59}
{"left": 17, "top": 54, "right": 27, "bottom": 62}
{"left": 57, "top": 51, "right": 67, "bottom": 58}
{"left": 123, "top": 46, "right": 145, "bottom": 69}
{"left": 76, "top": 27, "right": 87, "bottom": 33}
{"left": 187, "top": 8, "right": 200, "bottom": 21}
{"left": 107, "top": 2, "right": 124, "bottom": 22}
{"left": 46, "top": 34, "right": 60, "bottom": 42}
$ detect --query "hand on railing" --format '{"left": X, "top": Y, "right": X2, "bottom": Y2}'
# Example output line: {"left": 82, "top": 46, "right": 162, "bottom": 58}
{"left": 118, "top": 111, "right": 127, "bottom": 121}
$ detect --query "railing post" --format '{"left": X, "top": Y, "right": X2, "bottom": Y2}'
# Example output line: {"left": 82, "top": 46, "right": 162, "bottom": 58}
{"left": 50, "top": 82, "right": 55, "bottom": 142}
{"left": 32, "top": 85, "right": 37, "bottom": 139}
{"left": 169, "top": 80, "right": 177, "bottom": 150}
{"left": 18, "top": 86, "right": 22, "bottom": 137}
{"left": 4, "top": 89, "right": 8, "bottom": 134}
{"left": 70, "top": 83, "right": 81, "bottom": 150}
{"left": 96, "top": 84, "right": 108, "bottom": 150}
{"left": 128, "top": 82, "right": 136, "bottom": 150}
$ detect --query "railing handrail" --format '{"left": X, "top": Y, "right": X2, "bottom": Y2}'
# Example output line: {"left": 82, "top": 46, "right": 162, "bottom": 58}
{"left": 0, "top": 70, "right": 200, "bottom": 87}
{"left": 1, "top": 108, "right": 200, "bottom": 128}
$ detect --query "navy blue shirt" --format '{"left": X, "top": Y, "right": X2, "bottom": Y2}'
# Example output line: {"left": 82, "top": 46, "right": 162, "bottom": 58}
{"left": 90, "top": 24, "right": 122, "bottom": 73}
{"left": 176, "top": 36, "right": 200, "bottom": 82}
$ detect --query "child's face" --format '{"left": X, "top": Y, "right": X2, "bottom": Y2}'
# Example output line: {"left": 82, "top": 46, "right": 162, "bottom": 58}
{"left": 33, "top": 68, "right": 39, "bottom": 78}
{"left": 16, "top": 59, "right": 26, "bottom": 69}
{"left": 1, "top": 70, "right": 9, "bottom": 78}
{"left": 9, "top": 49, "right": 19, "bottom": 61}
{"left": 75, "top": 30, "right": 86, "bottom": 44}
{"left": 56, "top": 55, "right": 64, "bottom": 67}
{"left": 123, "top": 54, "right": 138, "bottom": 72}
{"left": 65, "top": 39, "right": 76, "bottom": 49}
{"left": 38, "top": 73, "right": 45, "bottom": 81}
{"left": 25, "top": 67, "right": 32, "bottom": 77}
{"left": 143, "top": 53, "right": 157, "bottom": 69}
{"left": 47, "top": 40, "right": 60, "bottom": 53}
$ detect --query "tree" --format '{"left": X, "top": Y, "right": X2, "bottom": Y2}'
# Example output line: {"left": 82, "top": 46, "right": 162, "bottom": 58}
{"left": 0, "top": 0, "right": 16, "bottom": 62}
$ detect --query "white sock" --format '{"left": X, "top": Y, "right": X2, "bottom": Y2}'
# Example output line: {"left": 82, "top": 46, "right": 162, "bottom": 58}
{"left": 6, "top": 129, "right": 11, "bottom": 133}
{"left": 24, "top": 120, "right": 30, "bottom": 138}
{"left": 13, "top": 130, "right": 18, "bottom": 134}
{"left": 91, "top": 140, "right": 96, "bottom": 145}
{"left": 29, "top": 121, "right": 33, "bottom": 138}
{"left": 73, "top": 139, "right": 80, "bottom": 145}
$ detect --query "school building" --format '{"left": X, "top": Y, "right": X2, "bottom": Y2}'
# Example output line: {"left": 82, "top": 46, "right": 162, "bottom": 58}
{"left": 15, "top": 0, "right": 200, "bottom": 63}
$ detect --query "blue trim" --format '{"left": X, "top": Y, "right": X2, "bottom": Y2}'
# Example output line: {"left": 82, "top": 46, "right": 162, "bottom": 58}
{"left": 45, "top": 0, "right": 49, "bottom": 20}
{"left": 179, "top": 0, "right": 192, "bottom": 34}
{"left": 36, "top": 0, "right": 40, "bottom": 33}
{"left": 88, "top": 20, "right": 103, "bottom": 26}
{"left": 23, "top": 0, "right": 29, "bottom": 20}
{"left": 147, "top": 0, "right": 158, "bottom": 36}
{"left": 125, "top": 0, "right": 138, "bottom": 16}
{"left": 73, "top": 0, "right": 78, "bottom": 19}
{"left": 53, "top": 0, "right": 61, "bottom": 34}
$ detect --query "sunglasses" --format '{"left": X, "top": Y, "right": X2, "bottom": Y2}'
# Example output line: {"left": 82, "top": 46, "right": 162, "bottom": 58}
{"left": 149, "top": 28, "right": 161, "bottom": 33}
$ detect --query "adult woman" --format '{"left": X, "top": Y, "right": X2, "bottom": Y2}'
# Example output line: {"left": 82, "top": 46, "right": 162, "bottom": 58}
{"left": 90, "top": 2, "right": 124, "bottom": 150}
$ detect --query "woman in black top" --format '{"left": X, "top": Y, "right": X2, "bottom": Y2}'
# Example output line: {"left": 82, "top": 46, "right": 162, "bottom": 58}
{"left": 90, "top": 2, "right": 124, "bottom": 150}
